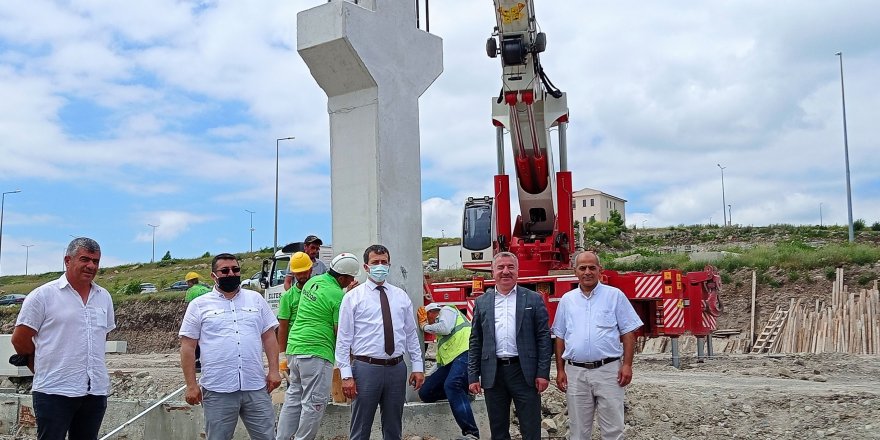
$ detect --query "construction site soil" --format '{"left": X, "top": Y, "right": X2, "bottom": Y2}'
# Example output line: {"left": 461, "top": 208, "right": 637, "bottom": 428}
{"left": 1, "top": 265, "right": 878, "bottom": 439}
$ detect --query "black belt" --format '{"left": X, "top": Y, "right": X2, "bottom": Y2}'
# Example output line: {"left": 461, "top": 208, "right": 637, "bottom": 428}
{"left": 354, "top": 355, "right": 404, "bottom": 366}
{"left": 568, "top": 357, "right": 620, "bottom": 369}
{"left": 497, "top": 356, "right": 519, "bottom": 365}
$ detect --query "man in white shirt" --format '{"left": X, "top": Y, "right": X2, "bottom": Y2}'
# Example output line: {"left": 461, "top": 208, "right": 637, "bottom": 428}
{"left": 12, "top": 237, "right": 115, "bottom": 440}
{"left": 467, "top": 252, "right": 551, "bottom": 440}
{"left": 179, "top": 253, "right": 281, "bottom": 440}
{"left": 552, "top": 251, "right": 643, "bottom": 440}
{"left": 335, "top": 244, "right": 424, "bottom": 440}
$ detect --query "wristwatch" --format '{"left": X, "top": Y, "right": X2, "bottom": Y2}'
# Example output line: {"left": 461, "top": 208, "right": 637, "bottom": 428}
{"left": 8, "top": 354, "right": 31, "bottom": 367}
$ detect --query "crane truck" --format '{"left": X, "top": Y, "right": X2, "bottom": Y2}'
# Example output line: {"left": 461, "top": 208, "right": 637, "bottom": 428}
{"left": 427, "top": 0, "right": 723, "bottom": 361}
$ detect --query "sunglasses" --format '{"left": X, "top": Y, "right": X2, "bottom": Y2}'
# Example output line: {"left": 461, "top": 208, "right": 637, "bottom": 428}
{"left": 215, "top": 267, "right": 241, "bottom": 275}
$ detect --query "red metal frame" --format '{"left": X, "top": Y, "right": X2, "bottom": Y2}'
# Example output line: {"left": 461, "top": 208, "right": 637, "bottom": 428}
{"left": 425, "top": 266, "right": 722, "bottom": 337}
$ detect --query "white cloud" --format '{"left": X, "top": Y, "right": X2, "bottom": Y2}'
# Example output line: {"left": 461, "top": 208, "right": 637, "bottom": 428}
{"left": 135, "top": 211, "right": 215, "bottom": 242}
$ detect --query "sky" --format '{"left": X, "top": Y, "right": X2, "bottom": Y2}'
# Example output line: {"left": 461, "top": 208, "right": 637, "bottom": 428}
{"left": 0, "top": 0, "right": 878, "bottom": 276}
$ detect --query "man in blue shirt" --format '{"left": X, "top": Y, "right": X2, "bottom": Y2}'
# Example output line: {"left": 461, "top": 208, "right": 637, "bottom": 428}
{"left": 552, "top": 251, "right": 643, "bottom": 440}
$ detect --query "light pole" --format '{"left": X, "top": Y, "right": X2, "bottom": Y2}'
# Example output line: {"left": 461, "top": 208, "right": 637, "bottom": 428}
{"left": 728, "top": 204, "right": 732, "bottom": 226}
{"left": 21, "top": 244, "right": 33, "bottom": 276}
{"left": 275, "top": 136, "right": 295, "bottom": 254}
{"left": 717, "top": 164, "right": 728, "bottom": 226}
{"left": 835, "top": 52, "right": 855, "bottom": 242}
{"left": 147, "top": 224, "right": 159, "bottom": 263}
{"left": 245, "top": 209, "right": 256, "bottom": 253}
{"left": 819, "top": 202, "right": 823, "bottom": 227}
{"left": 642, "top": 219, "right": 647, "bottom": 229}
{"left": 0, "top": 189, "right": 22, "bottom": 277}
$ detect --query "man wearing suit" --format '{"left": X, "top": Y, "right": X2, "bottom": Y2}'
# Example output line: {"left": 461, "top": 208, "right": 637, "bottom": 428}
{"left": 467, "top": 252, "right": 552, "bottom": 440}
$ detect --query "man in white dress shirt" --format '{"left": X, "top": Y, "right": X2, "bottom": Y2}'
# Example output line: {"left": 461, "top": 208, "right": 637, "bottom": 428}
{"left": 12, "top": 237, "right": 115, "bottom": 440}
{"left": 335, "top": 244, "right": 424, "bottom": 440}
{"left": 179, "top": 253, "right": 281, "bottom": 440}
{"left": 552, "top": 251, "right": 643, "bottom": 440}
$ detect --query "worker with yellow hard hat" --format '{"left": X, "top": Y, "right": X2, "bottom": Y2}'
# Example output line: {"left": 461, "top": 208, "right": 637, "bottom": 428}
{"left": 184, "top": 271, "right": 210, "bottom": 302}
{"left": 276, "top": 252, "right": 313, "bottom": 373}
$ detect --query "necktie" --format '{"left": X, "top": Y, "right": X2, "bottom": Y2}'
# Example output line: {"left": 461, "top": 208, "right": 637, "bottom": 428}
{"left": 377, "top": 285, "right": 394, "bottom": 355}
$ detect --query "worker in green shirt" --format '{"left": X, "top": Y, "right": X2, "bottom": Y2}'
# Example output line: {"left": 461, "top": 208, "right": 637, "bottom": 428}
{"left": 275, "top": 253, "right": 360, "bottom": 440}
{"left": 183, "top": 271, "right": 211, "bottom": 371}
{"left": 277, "top": 252, "right": 313, "bottom": 359}
{"left": 184, "top": 272, "right": 210, "bottom": 302}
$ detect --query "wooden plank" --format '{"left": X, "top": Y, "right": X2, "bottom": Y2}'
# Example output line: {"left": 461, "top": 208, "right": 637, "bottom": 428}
{"left": 749, "top": 270, "right": 757, "bottom": 348}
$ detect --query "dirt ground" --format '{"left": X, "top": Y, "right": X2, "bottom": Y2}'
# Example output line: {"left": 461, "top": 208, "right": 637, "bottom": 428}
{"left": 4, "top": 347, "right": 877, "bottom": 439}
{"left": 1, "top": 262, "right": 878, "bottom": 438}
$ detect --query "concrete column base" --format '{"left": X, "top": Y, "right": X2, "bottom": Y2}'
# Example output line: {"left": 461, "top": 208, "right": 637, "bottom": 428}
{"left": 0, "top": 394, "right": 490, "bottom": 439}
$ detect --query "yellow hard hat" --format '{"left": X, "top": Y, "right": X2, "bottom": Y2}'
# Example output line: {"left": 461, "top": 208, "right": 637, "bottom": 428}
{"left": 185, "top": 271, "right": 201, "bottom": 282}
{"left": 289, "top": 252, "right": 313, "bottom": 273}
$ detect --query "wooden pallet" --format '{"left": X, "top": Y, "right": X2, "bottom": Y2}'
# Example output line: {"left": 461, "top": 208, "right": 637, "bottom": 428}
{"left": 751, "top": 307, "right": 789, "bottom": 353}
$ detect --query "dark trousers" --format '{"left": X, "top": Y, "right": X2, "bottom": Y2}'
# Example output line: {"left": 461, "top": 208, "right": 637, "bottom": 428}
{"left": 483, "top": 362, "right": 541, "bottom": 440}
{"left": 350, "top": 360, "right": 407, "bottom": 440}
{"left": 419, "top": 352, "right": 479, "bottom": 438}
{"left": 32, "top": 391, "right": 108, "bottom": 440}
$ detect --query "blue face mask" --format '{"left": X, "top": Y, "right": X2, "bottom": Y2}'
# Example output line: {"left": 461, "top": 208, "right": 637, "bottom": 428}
{"left": 368, "top": 264, "right": 390, "bottom": 283}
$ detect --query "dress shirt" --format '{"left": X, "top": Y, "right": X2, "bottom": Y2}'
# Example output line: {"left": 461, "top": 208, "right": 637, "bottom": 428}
{"left": 179, "top": 288, "right": 279, "bottom": 393}
{"left": 335, "top": 280, "right": 423, "bottom": 378}
{"left": 311, "top": 258, "right": 328, "bottom": 277}
{"left": 551, "top": 283, "right": 643, "bottom": 362}
{"left": 493, "top": 287, "right": 518, "bottom": 357}
{"left": 422, "top": 306, "right": 459, "bottom": 335}
{"left": 16, "top": 274, "right": 116, "bottom": 397}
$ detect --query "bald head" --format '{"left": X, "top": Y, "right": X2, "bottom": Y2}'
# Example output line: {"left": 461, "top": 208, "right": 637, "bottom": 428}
{"left": 574, "top": 251, "right": 602, "bottom": 292}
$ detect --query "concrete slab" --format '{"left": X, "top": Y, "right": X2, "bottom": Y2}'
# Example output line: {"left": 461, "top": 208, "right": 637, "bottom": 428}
{"left": 0, "top": 394, "right": 489, "bottom": 439}
{"left": 105, "top": 341, "right": 128, "bottom": 353}
{"left": 0, "top": 335, "right": 32, "bottom": 378}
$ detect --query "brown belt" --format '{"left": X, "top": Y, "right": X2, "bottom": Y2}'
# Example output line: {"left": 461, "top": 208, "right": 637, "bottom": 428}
{"left": 353, "top": 355, "right": 404, "bottom": 366}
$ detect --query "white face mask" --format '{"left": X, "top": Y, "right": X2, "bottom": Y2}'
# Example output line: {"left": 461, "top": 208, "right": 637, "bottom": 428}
{"left": 368, "top": 264, "right": 390, "bottom": 283}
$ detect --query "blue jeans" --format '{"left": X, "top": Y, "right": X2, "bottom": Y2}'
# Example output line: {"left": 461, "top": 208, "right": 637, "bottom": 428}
{"left": 419, "top": 352, "right": 479, "bottom": 438}
{"left": 32, "top": 391, "right": 107, "bottom": 440}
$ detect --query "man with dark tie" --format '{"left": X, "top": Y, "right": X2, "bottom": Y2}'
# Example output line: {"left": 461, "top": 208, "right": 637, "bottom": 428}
{"left": 335, "top": 244, "right": 424, "bottom": 440}
{"left": 468, "top": 252, "right": 552, "bottom": 440}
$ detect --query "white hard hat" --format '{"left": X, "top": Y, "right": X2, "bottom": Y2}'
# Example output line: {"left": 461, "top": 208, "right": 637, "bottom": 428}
{"left": 425, "top": 303, "right": 443, "bottom": 312}
{"left": 330, "top": 253, "right": 360, "bottom": 277}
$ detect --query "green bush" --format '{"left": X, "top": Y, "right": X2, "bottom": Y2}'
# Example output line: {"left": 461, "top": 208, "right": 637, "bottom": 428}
{"left": 787, "top": 271, "right": 801, "bottom": 282}
{"left": 857, "top": 273, "right": 876, "bottom": 286}
{"left": 853, "top": 219, "right": 866, "bottom": 231}
{"left": 118, "top": 281, "right": 141, "bottom": 295}
{"left": 871, "top": 222, "right": 880, "bottom": 232}
{"left": 825, "top": 268, "right": 837, "bottom": 281}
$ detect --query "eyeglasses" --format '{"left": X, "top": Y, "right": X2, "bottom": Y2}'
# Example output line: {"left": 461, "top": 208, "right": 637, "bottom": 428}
{"left": 215, "top": 267, "right": 241, "bottom": 275}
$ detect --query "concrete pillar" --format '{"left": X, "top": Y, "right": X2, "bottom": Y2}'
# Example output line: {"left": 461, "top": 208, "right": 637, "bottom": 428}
{"left": 297, "top": 0, "right": 442, "bottom": 399}
{"left": 670, "top": 337, "right": 680, "bottom": 369}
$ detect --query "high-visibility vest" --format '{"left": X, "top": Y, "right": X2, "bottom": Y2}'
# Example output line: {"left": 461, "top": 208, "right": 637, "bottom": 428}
{"left": 436, "top": 306, "right": 471, "bottom": 366}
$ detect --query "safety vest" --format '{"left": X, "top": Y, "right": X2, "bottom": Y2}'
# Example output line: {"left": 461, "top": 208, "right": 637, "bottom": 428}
{"left": 436, "top": 306, "right": 471, "bottom": 366}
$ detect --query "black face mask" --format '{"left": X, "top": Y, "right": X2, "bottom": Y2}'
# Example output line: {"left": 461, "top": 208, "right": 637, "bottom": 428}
{"left": 216, "top": 275, "right": 241, "bottom": 293}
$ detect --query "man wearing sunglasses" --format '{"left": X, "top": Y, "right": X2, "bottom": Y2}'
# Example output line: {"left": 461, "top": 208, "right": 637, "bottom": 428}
{"left": 179, "top": 253, "right": 281, "bottom": 440}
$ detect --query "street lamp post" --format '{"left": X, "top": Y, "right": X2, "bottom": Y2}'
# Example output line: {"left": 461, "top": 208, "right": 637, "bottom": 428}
{"left": 728, "top": 204, "right": 732, "bottom": 226}
{"left": 147, "top": 224, "right": 159, "bottom": 263}
{"left": 835, "top": 52, "right": 855, "bottom": 242}
{"left": 21, "top": 244, "right": 33, "bottom": 276}
{"left": 819, "top": 202, "right": 823, "bottom": 227}
{"left": 0, "top": 189, "right": 22, "bottom": 277}
{"left": 717, "top": 164, "right": 727, "bottom": 226}
{"left": 245, "top": 209, "right": 256, "bottom": 253}
{"left": 275, "top": 137, "right": 295, "bottom": 254}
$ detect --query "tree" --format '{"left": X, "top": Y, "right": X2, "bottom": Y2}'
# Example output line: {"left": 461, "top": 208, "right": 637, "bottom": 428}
{"left": 161, "top": 251, "right": 172, "bottom": 261}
